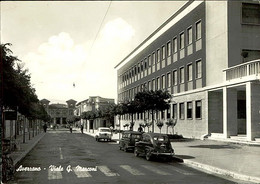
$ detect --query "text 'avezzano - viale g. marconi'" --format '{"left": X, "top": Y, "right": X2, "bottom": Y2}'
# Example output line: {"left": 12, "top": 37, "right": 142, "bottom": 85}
{"left": 16, "top": 165, "right": 98, "bottom": 173}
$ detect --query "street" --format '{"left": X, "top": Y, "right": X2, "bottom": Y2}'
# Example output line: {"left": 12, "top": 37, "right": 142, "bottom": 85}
{"left": 9, "top": 130, "right": 249, "bottom": 184}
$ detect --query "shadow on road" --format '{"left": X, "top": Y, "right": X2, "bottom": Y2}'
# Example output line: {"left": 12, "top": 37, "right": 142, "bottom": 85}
{"left": 188, "top": 144, "right": 240, "bottom": 149}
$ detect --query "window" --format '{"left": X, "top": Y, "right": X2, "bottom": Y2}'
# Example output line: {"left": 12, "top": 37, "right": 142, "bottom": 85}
{"left": 152, "top": 52, "right": 156, "bottom": 65}
{"left": 196, "top": 21, "right": 201, "bottom": 40}
{"left": 167, "top": 108, "right": 170, "bottom": 119}
{"left": 187, "top": 64, "right": 193, "bottom": 81}
{"left": 172, "top": 104, "right": 177, "bottom": 119}
{"left": 148, "top": 55, "right": 151, "bottom": 66}
{"left": 157, "top": 77, "right": 160, "bottom": 90}
{"left": 157, "top": 49, "right": 160, "bottom": 62}
{"left": 167, "top": 73, "right": 171, "bottom": 88}
{"left": 144, "top": 58, "right": 147, "bottom": 70}
{"left": 180, "top": 67, "right": 185, "bottom": 83}
{"left": 195, "top": 100, "right": 202, "bottom": 119}
{"left": 179, "top": 103, "right": 184, "bottom": 119}
{"left": 152, "top": 79, "right": 156, "bottom": 91}
{"left": 173, "top": 70, "right": 177, "bottom": 85}
{"left": 173, "top": 37, "right": 177, "bottom": 53}
{"left": 148, "top": 81, "right": 151, "bottom": 90}
{"left": 242, "top": 3, "right": 260, "bottom": 24}
{"left": 187, "top": 102, "right": 192, "bottom": 119}
{"left": 162, "top": 45, "right": 166, "bottom": 60}
{"left": 196, "top": 60, "right": 202, "bottom": 79}
{"left": 187, "top": 27, "right": 192, "bottom": 45}
{"left": 137, "top": 63, "right": 140, "bottom": 73}
{"left": 241, "top": 49, "right": 260, "bottom": 62}
{"left": 161, "top": 110, "right": 165, "bottom": 119}
{"left": 167, "top": 42, "right": 171, "bottom": 56}
{"left": 162, "top": 75, "right": 166, "bottom": 89}
{"left": 141, "top": 61, "right": 143, "bottom": 72}
{"left": 180, "top": 32, "right": 185, "bottom": 49}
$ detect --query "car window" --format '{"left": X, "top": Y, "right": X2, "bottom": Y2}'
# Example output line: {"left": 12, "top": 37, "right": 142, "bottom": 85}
{"left": 100, "top": 129, "right": 110, "bottom": 132}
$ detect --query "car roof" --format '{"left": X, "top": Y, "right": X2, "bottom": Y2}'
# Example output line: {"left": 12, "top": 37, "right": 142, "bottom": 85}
{"left": 98, "top": 127, "right": 110, "bottom": 129}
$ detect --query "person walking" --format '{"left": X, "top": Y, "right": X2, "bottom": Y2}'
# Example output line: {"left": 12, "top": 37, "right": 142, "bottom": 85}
{"left": 138, "top": 125, "right": 143, "bottom": 132}
{"left": 43, "top": 123, "right": 47, "bottom": 133}
{"left": 80, "top": 124, "right": 83, "bottom": 134}
{"left": 69, "top": 125, "right": 73, "bottom": 133}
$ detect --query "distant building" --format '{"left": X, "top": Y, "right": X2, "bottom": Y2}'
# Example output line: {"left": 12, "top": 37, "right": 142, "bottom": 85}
{"left": 40, "top": 99, "right": 77, "bottom": 126}
{"left": 115, "top": 1, "right": 260, "bottom": 141}
{"left": 75, "top": 96, "right": 115, "bottom": 131}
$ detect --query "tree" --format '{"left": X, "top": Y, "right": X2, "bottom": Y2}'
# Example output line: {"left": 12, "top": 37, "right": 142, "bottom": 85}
{"left": 166, "top": 118, "right": 177, "bottom": 134}
{"left": 134, "top": 90, "right": 172, "bottom": 132}
{"left": 156, "top": 120, "right": 164, "bottom": 134}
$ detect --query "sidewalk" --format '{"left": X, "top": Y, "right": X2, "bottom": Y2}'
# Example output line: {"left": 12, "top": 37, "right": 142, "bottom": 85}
{"left": 171, "top": 139, "right": 260, "bottom": 183}
{"left": 7, "top": 131, "right": 46, "bottom": 168}
{"left": 81, "top": 128, "right": 260, "bottom": 183}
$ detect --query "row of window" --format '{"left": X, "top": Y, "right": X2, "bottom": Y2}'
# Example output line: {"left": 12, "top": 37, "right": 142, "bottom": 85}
{"left": 118, "top": 60, "right": 202, "bottom": 101}
{"left": 121, "top": 100, "right": 202, "bottom": 121}
{"left": 118, "top": 20, "right": 202, "bottom": 89}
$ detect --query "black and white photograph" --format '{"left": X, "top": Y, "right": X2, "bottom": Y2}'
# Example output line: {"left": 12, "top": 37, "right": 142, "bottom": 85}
{"left": 1, "top": 1, "right": 260, "bottom": 184}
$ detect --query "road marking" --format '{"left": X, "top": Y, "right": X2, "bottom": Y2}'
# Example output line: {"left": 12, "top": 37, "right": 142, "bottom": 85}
{"left": 59, "top": 147, "right": 63, "bottom": 159}
{"left": 48, "top": 170, "right": 62, "bottom": 180}
{"left": 73, "top": 167, "right": 92, "bottom": 178}
{"left": 98, "top": 166, "right": 120, "bottom": 176}
{"left": 141, "top": 165, "right": 171, "bottom": 175}
{"left": 120, "top": 165, "right": 145, "bottom": 175}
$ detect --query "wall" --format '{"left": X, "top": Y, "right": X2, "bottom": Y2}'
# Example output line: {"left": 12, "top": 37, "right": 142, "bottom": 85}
{"left": 205, "top": 1, "right": 228, "bottom": 86}
{"left": 208, "top": 91, "right": 223, "bottom": 133}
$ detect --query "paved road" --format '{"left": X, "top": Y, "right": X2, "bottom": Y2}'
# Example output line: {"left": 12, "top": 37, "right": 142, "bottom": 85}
{"left": 8, "top": 131, "right": 251, "bottom": 184}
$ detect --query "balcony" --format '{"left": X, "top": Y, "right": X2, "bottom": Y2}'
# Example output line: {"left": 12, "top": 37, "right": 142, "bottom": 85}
{"left": 223, "top": 59, "right": 260, "bottom": 82}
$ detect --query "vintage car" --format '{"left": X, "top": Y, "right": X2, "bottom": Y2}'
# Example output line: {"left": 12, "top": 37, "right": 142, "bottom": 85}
{"left": 119, "top": 131, "right": 143, "bottom": 152}
{"left": 134, "top": 133, "right": 174, "bottom": 161}
{"left": 95, "top": 127, "right": 112, "bottom": 142}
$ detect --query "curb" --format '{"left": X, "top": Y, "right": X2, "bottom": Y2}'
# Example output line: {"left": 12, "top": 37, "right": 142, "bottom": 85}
{"left": 14, "top": 133, "right": 46, "bottom": 168}
{"left": 174, "top": 156, "right": 260, "bottom": 184}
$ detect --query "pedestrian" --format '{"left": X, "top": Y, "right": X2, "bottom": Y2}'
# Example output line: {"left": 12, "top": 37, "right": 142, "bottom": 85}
{"left": 43, "top": 123, "right": 47, "bottom": 133}
{"left": 69, "top": 125, "right": 73, "bottom": 133}
{"left": 80, "top": 124, "right": 83, "bottom": 134}
{"left": 138, "top": 125, "right": 143, "bottom": 132}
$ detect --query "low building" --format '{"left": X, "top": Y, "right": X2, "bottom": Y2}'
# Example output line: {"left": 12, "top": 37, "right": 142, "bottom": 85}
{"left": 40, "top": 99, "right": 77, "bottom": 127}
{"left": 75, "top": 96, "right": 115, "bottom": 132}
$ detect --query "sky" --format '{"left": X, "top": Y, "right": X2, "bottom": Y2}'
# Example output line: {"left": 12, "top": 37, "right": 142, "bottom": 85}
{"left": 1, "top": 1, "right": 186, "bottom": 104}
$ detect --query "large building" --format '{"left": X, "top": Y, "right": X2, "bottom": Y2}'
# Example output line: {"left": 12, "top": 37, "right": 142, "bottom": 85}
{"left": 115, "top": 1, "right": 260, "bottom": 141}
{"left": 40, "top": 99, "right": 77, "bottom": 126}
{"left": 75, "top": 96, "right": 115, "bottom": 132}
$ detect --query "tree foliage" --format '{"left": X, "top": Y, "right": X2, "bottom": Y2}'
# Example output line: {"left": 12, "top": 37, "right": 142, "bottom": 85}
{"left": 1, "top": 43, "right": 48, "bottom": 121}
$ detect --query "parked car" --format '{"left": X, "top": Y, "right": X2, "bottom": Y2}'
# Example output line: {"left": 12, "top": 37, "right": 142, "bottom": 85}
{"left": 119, "top": 131, "right": 143, "bottom": 152}
{"left": 95, "top": 127, "right": 112, "bottom": 142}
{"left": 134, "top": 133, "right": 174, "bottom": 161}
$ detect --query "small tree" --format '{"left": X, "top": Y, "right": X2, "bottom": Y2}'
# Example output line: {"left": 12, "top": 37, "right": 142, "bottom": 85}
{"left": 156, "top": 120, "right": 164, "bottom": 134}
{"left": 145, "top": 121, "right": 152, "bottom": 132}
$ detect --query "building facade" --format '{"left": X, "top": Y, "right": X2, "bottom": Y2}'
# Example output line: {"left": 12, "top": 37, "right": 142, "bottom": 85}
{"left": 75, "top": 96, "right": 115, "bottom": 131}
{"left": 115, "top": 1, "right": 260, "bottom": 141}
{"left": 40, "top": 99, "right": 77, "bottom": 126}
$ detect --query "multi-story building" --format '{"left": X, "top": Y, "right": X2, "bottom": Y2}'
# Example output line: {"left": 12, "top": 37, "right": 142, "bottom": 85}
{"left": 40, "top": 99, "right": 77, "bottom": 126}
{"left": 115, "top": 1, "right": 260, "bottom": 141}
{"left": 75, "top": 96, "right": 115, "bottom": 131}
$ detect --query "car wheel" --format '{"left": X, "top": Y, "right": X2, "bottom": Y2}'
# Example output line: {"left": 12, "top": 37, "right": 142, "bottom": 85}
{"left": 145, "top": 151, "right": 152, "bottom": 161}
{"left": 134, "top": 148, "right": 139, "bottom": 157}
